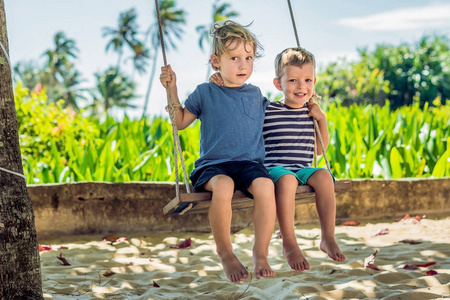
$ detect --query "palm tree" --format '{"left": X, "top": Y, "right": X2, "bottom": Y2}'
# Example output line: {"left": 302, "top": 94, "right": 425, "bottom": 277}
{"left": 103, "top": 8, "right": 140, "bottom": 70}
{"left": 88, "top": 67, "right": 136, "bottom": 114}
{"left": 43, "top": 32, "right": 78, "bottom": 82}
{"left": 60, "top": 68, "right": 87, "bottom": 109}
{"left": 196, "top": 0, "right": 239, "bottom": 81}
{"left": 127, "top": 40, "right": 150, "bottom": 78}
{"left": 0, "top": 0, "right": 43, "bottom": 297}
{"left": 42, "top": 31, "right": 84, "bottom": 109}
{"left": 142, "top": 0, "right": 186, "bottom": 118}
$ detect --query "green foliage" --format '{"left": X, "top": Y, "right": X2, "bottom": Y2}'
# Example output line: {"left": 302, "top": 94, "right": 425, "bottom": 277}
{"left": 317, "top": 35, "right": 450, "bottom": 110}
{"left": 16, "top": 86, "right": 449, "bottom": 184}
{"left": 14, "top": 32, "right": 85, "bottom": 111}
{"left": 87, "top": 67, "right": 136, "bottom": 114}
{"left": 15, "top": 83, "right": 198, "bottom": 184}
{"left": 323, "top": 100, "right": 450, "bottom": 178}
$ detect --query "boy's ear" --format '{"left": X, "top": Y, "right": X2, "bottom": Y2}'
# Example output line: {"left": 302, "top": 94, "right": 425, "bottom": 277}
{"left": 210, "top": 54, "right": 220, "bottom": 69}
{"left": 273, "top": 78, "right": 283, "bottom": 91}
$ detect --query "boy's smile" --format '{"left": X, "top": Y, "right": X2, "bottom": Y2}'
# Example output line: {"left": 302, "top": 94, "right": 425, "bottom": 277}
{"left": 211, "top": 40, "right": 254, "bottom": 87}
{"left": 273, "top": 64, "right": 316, "bottom": 108}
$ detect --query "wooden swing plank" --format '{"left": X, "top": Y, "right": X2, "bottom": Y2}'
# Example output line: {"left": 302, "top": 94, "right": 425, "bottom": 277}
{"left": 163, "top": 180, "right": 352, "bottom": 216}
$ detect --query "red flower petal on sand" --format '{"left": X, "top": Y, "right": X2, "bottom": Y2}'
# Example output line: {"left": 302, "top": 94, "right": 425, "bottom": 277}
{"left": 403, "top": 262, "right": 436, "bottom": 270}
{"left": 341, "top": 220, "right": 360, "bottom": 226}
{"left": 403, "top": 264, "right": 419, "bottom": 270}
{"left": 364, "top": 250, "right": 380, "bottom": 270}
{"left": 153, "top": 280, "right": 160, "bottom": 287}
{"left": 366, "top": 264, "right": 381, "bottom": 271}
{"left": 399, "top": 240, "right": 422, "bottom": 244}
{"left": 170, "top": 237, "right": 192, "bottom": 249}
{"left": 424, "top": 270, "right": 438, "bottom": 276}
{"left": 415, "top": 262, "right": 436, "bottom": 267}
{"left": 39, "top": 244, "right": 52, "bottom": 252}
{"left": 231, "top": 226, "right": 243, "bottom": 233}
{"left": 372, "top": 228, "right": 389, "bottom": 236}
{"left": 102, "top": 235, "right": 128, "bottom": 244}
{"left": 102, "top": 271, "right": 116, "bottom": 277}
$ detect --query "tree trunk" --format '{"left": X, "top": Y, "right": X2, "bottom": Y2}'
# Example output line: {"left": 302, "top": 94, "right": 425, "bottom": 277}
{"left": 0, "top": 1, "right": 43, "bottom": 298}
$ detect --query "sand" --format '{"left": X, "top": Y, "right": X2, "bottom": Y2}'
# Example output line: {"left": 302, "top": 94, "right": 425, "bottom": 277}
{"left": 39, "top": 216, "right": 450, "bottom": 299}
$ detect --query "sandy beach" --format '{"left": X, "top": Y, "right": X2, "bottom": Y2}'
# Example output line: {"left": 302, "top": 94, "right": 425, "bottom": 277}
{"left": 38, "top": 216, "right": 450, "bottom": 299}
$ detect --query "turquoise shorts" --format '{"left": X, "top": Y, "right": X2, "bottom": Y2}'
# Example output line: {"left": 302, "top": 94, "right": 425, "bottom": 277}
{"left": 268, "top": 166, "right": 334, "bottom": 185}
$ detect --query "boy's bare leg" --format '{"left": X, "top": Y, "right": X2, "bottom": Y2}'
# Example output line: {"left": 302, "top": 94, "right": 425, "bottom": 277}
{"left": 247, "top": 177, "right": 277, "bottom": 279}
{"left": 307, "top": 170, "right": 346, "bottom": 262}
{"left": 205, "top": 175, "right": 249, "bottom": 282}
{"left": 275, "top": 175, "right": 310, "bottom": 271}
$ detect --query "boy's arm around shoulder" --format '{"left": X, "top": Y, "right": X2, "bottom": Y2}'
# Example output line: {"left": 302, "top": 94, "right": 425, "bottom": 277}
{"left": 160, "top": 65, "right": 196, "bottom": 130}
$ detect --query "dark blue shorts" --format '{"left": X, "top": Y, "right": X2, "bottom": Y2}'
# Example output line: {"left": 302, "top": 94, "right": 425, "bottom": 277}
{"left": 190, "top": 161, "right": 272, "bottom": 197}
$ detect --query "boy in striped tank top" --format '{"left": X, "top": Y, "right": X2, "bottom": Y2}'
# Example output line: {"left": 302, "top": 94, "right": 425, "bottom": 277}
{"left": 264, "top": 47, "right": 346, "bottom": 271}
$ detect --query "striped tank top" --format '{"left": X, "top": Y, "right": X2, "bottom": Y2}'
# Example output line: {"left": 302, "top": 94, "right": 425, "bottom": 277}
{"left": 263, "top": 101, "right": 315, "bottom": 172}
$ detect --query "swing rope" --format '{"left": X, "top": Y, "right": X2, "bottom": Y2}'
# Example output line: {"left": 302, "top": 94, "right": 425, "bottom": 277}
{"left": 155, "top": 0, "right": 191, "bottom": 197}
{"left": 286, "top": 0, "right": 331, "bottom": 172}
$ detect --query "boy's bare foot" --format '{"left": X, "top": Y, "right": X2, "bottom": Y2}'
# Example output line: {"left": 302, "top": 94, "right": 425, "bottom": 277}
{"left": 253, "top": 254, "right": 275, "bottom": 279}
{"left": 283, "top": 243, "right": 310, "bottom": 271}
{"left": 320, "top": 237, "right": 346, "bottom": 262}
{"left": 219, "top": 252, "right": 249, "bottom": 282}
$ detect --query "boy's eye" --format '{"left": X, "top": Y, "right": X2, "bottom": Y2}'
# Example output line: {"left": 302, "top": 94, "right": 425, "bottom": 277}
{"left": 231, "top": 57, "right": 238, "bottom": 61}
{"left": 246, "top": 56, "right": 253, "bottom": 61}
{"left": 288, "top": 79, "right": 297, "bottom": 82}
{"left": 306, "top": 79, "right": 312, "bottom": 82}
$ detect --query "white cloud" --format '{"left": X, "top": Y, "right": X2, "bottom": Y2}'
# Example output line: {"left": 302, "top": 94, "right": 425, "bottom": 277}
{"left": 338, "top": 4, "right": 450, "bottom": 31}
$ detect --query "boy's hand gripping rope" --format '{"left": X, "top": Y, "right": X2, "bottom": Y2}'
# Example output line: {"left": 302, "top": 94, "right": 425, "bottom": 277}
{"left": 287, "top": 0, "right": 331, "bottom": 171}
{"left": 155, "top": 0, "right": 191, "bottom": 197}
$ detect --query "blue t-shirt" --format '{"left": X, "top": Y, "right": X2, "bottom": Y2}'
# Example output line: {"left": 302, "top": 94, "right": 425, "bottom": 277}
{"left": 185, "top": 82, "right": 269, "bottom": 176}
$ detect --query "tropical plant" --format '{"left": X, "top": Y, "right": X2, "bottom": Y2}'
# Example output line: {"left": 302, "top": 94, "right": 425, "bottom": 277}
{"left": 142, "top": 0, "right": 186, "bottom": 118}
{"left": 373, "top": 35, "right": 450, "bottom": 109}
{"left": 41, "top": 31, "right": 84, "bottom": 109}
{"left": 43, "top": 32, "right": 78, "bottom": 78}
{"left": 16, "top": 84, "right": 449, "bottom": 184}
{"left": 317, "top": 34, "right": 450, "bottom": 110}
{"left": 87, "top": 67, "right": 136, "bottom": 114}
{"left": 127, "top": 41, "right": 150, "bottom": 77}
{"left": 316, "top": 56, "right": 390, "bottom": 107}
{"left": 195, "top": 0, "right": 239, "bottom": 80}
{"left": 103, "top": 8, "right": 141, "bottom": 70}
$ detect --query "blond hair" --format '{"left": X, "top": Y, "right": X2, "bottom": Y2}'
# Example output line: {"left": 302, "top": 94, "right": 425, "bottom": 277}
{"left": 209, "top": 20, "right": 263, "bottom": 71}
{"left": 275, "top": 47, "right": 321, "bottom": 102}
{"left": 274, "top": 47, "right": 316, "bottom": 79}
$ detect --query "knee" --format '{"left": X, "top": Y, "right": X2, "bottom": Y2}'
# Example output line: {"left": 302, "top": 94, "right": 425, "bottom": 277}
{"left": 277, "top": 174, "right": 298, "bottom": 189}
{"left": 208, "top": 175, "right": 235, "bottom": 197}
{"left": 307, "top": 169, "right": 334, "bottom": 187}
{"left": 249, "top": 177, "right": 274, "bottom": 195}
{"left": 308, "top": 170, "right": 333, "bottom": 188}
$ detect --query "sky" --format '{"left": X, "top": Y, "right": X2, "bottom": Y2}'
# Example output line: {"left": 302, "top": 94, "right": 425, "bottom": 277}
{"left": 4, "top": 0, "right": 450, "bottom": 119}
